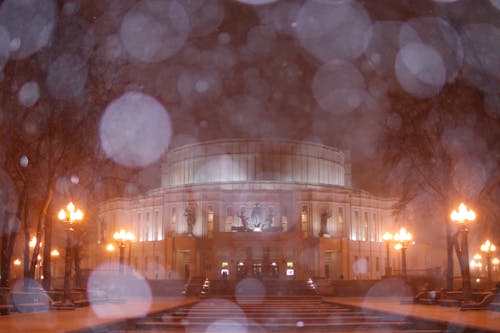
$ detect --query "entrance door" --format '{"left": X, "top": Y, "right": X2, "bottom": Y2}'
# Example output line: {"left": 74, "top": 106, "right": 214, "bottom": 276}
{"left": 252, "top": 263, "right": 262, "bottom": 278}
{"left": 270, "top": 262, "right": 279, "bottom": 279}
{"left": 237, "top": 262, "right": 246, "bottom": 280}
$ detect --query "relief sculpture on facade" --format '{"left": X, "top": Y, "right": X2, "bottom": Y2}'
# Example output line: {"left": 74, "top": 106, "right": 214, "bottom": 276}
{"left": 232, "top": 204, "right": 281, "bottom": 232}
{"left": 184, "top": 205, "right": 196, "bottom": 236}
{"left": 250, "top": 203, "right": 263, "bottom": 231}
{"left": 237, "top": 207, "right": 249, "bottom": 231}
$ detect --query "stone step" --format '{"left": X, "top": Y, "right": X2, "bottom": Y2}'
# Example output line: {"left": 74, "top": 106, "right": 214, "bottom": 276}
{"left": 136, "top": 320, "right": 413, "bottom": 330}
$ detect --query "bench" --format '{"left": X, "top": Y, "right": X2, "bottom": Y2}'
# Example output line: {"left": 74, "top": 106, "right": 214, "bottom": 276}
{"left": 0, "top": 304, "right": 13, "bottom": 315}
{"left": 51, "top": 289, "right": 102, "bottom": 308}
{"left": 0, "top": 288, "right": 12, "bottom": 315}
{"left": 460, "top": 292, "right": 496, "bottom": 311}
{"left": 10, "top": 291, "right": 52, "bottom": 313}
{"left": 490, "top": 302, "right": 500, "bottom": 311}
{"left": 413, "top": 290, "right": 441, "bottom": 305}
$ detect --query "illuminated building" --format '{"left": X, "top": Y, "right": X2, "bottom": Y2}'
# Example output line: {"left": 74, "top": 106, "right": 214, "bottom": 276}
{"left": 94, "top": 139, "right": 396, "bottom": 281}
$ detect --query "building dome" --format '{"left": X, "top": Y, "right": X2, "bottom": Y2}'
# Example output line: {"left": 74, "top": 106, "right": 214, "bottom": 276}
{"left": 161, "top": 139, "right": 351, "bottom": 188}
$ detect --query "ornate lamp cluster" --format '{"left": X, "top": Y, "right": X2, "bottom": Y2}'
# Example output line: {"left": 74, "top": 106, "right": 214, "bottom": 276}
{"left": 113, "top": 229, "right": 135, "bottom": 273}
{"left": 450, "top": 202, "right": 476, "bottom": 300}
{"left": 471, "top": 240, "right": 497, "bottom": 288}
{"left": 57, "top": 201, "right": 84, "bottom": 308}
{"left": 382, "top": 228, "right": 413, "bottom": 280}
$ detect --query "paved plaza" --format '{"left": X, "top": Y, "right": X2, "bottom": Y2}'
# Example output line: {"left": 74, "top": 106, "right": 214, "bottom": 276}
{"left": 0, "top": 296, "right": 498, "bottom": 332}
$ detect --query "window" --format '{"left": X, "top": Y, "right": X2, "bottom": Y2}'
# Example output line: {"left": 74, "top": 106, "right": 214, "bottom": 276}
{"left": 337, "top": 207, "right": 344, "bottom": 237}
{"left": 301, "top": 206, "right": 308, "bottom": 236}
{"left": 137, "top": 213, "right": 142, "bottom": 241}
{"left": 207, "top": 205, "right": 214, "bottom": 237}
{"left": 351, "top": 211, "right": 360, "bottom": 240}
{"left": 155, "top": 256, "right": 159, "bottom": 279}
{"left": 376, "top": 257, "right": 380, "bottom": 272}
{"left": 363, "top": 212, "right": 369, "bottom": 241}
{"left": 171, "top": 207, "right": 177, "bottom": 234}
{"left": 155, "top": 211, "right": 162, "bottom": 240}
{"left": 146, "top": 212, "right": 152, "bottom": 241}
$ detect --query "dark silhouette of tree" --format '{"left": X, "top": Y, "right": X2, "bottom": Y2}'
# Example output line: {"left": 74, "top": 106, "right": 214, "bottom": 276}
{"left": 380, "top": 80, "right": 499, "bottom": 289}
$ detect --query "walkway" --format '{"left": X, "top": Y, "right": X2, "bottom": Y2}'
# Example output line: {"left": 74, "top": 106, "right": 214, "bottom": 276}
{"left": 0, "top": 296, "right": 197, "bottom": 333}
{"left": 0, "top": 296, "right": 498, "bottom": 332}
{"left": 326, "top": 296, "right": 500, "bottom": 332}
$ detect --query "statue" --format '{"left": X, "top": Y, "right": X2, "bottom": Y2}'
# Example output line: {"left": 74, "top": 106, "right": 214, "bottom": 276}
{"left": 237, "top": 207, "right": 249, "bottom": 231}
{"left": 184, "top": 206, "right": 196, "bottom": 236}
{"left": 263, "top": 207, "right": 274, "bottom": 231}
{"left": 320, "top": 210, "right": 331, "bottom": 236}
{"left": 250, "top": 203, "right": 262, "bottom": 230}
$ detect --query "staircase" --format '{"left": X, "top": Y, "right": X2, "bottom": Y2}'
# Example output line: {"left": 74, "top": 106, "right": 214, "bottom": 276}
{"left": 182, "top": 277, "right": 206, "bottom": 296}
{"left": 209, "top": 279, "right": 319, "bottom": 297}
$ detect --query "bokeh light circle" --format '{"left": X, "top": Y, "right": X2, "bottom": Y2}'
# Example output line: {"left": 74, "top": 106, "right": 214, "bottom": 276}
{"left": 87, "top": 262, "right": 152, "bottom": 319}
{"left": 395, "top": 43, "right": 446, "bottom": 98}
{"left": 186, "top": 298, "right": 247, "bottom": 333}
{"left": 461, "top": 23, "right": 500, "bottom": 93}
{"left": 18, "top": 81, "right": 40, "bottom": 107}
{"left": 312, "top": 59, "right": 366, "bottom": 114}
{"left": 235, "top": 278, "right": 266, "bottom": 305}
{"left": 296, "top": 0, "right": 371, "bottom": 62}
{"left": 0, "top": 0, "right": 57, "bottom": 59}
{"left": 120, "top": 0, "right": 190, "bottom": 63}
{"left": 99, "top": 91, "right": 172, "bottom": 168}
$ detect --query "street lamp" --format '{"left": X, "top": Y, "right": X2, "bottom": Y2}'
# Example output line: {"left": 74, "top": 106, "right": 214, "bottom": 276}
{"left": 450, "top": 202, "right": 475, "bottom": 300}
{"left": 57, "top": 202, "right": 84, "bottom": 308}
{"left": 480, "top": 240, "right": 496, "bottom": 288}
{"left": 472, "top": 253, "right": 482, "bottom": 278}
{"left": 113, "top": 229, "right": 135, "bottom": 273}
{"left": 393, "top": 227, "right": 412, "bottom": 281}
{"left": 492, "top": 258, "right": 499, "bottom": 281}
{"left": 106, "top": 243, "right": 115, "bottom": 267}
{"left": 29, "top": 236, "right": 41, "bottom": 249}
{"left": 28, "top": 236, "right": 42, "bottom": 280}
{"left": 51, "top": 249, "right": 60, "bottom": 282}
{"left": 382, "top": 232, "right": 393, "bottom": 277}
{"left": 13, "top": 259, "right": 21, "bottom": 280}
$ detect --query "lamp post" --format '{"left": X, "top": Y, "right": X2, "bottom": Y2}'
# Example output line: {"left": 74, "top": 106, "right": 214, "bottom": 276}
{"left": 29, "top": 236, "right": 42, "bottom": 281}
{"left": 13, "top": 259, "right": 22, "bottom": 280}
{"left": 51, "top": 249, "right": 60, "bottom": 283}
{"left": 450, "top": 202, "right": 475, "bottom": 301}
{"left": 480, "top": 240, "right": 496, "bottom": 288}
{"left": 106, "top": 243, "right": 115, "bottom": 262}
{"left": 492, "top": 258, "right": 499, "bottom": 282}
{"left": 472, "top": 253, "right": 482, "bottom": 279}
{"left": 58, "top": 202, "right": 83, "bottom": 308}
{"left": 113, "top": 229, "right": 135, "bottom": 273}
{"left": 393, "top": 227, "right": 412, "bottom": 281}
{"left": 383, "top": 232, "right": 393, "bottom": 278}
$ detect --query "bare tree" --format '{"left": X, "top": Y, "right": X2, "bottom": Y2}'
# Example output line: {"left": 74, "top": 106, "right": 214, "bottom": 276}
{"left": 380, "top": 81, "right": 499, "bottom": 289}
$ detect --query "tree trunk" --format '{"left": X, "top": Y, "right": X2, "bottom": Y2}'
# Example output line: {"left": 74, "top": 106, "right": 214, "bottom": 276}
{"left": 1, "top": 211, "right": 20, "bottom": 288}
{"left": 42, "top": 216, "right": 52, "bottom": 291}
{"left": 446, "top": 220, "right": 454, "bottom": 290}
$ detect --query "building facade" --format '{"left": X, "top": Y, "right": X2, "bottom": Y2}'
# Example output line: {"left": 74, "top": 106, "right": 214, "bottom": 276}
{"left": 91, "top": 139, "right": 399, "bottom": 281}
